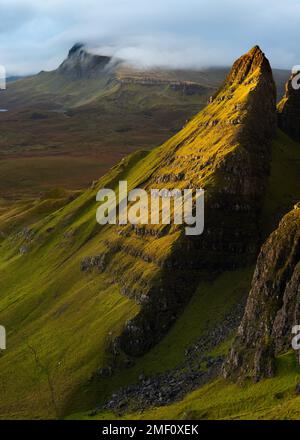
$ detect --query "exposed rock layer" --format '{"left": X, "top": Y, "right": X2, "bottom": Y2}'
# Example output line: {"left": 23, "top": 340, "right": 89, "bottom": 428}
{"left": 223, "top": 206, "right": 300, "bottom": 381}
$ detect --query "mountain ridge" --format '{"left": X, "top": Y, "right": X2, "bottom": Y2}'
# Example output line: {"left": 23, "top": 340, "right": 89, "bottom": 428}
{"left": 89, "top": 45, "right": 278, "bottom": 357}
{"left": 0, "top": 46, "right": 300, "bottom": 420}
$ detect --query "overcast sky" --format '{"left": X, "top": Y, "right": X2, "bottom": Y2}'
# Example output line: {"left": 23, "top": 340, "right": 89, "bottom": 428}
{"left": 0, "top": 0, "right": 299, "bottom": 75}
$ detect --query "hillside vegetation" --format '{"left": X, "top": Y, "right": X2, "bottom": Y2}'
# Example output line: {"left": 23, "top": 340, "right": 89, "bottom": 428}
{"left": 0, "top": 47, "right": 299, "bottom": 420}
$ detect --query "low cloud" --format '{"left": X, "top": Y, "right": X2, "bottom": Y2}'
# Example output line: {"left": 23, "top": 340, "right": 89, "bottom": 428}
{"left": 1, "top": 0, "right": 299, "bottom": 75}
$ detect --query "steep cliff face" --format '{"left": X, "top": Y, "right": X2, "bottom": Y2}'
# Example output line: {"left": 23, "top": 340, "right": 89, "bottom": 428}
{"left": 278, "top": 72, "right": 300, "bottom": 141}
{"left": 223, "top": 206, "right": 300, "bottom": 381}
{"left": 102, "top": 46, "right": 277, "bottom": 356}
{"left": 57, "top": 43, "right": 115, "bottom": 79}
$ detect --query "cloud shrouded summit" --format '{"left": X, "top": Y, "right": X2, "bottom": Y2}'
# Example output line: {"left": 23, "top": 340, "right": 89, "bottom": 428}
{"left": 1, "top": 0, "right": 300, "bottom": 75}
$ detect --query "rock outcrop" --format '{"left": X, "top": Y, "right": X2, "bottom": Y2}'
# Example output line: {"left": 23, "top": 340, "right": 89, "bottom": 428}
{"left": 223, "top": 206, "right": 300, "bottom": 381}
{"left": 104, "top": 46, "right": 277, "bottom": 357}
{"left": 278, "top": 71, "right": 300, "bottom": 141}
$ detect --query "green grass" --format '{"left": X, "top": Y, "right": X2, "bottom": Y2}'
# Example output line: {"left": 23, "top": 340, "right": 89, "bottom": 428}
{"left": 65, "top": 266, "right": 253, "bottom": 416}
{"left": 0, "top": 153, "right": 150, "bottom": 419}
{"left": 262, "top": 129, "right": 300, "bottom": 235}
{"left": 0, "top": 218, "right": 140, "bottom": 419}
{"left": 0, "top": 192, "right": 253, "bottom": 419}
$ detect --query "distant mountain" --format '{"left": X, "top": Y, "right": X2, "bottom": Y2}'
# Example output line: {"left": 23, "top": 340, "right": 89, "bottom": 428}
{"left": 6, "top": 76, "right": 25, "bottom": 83}
{"left": 0, "top": 43, "right": 219, "bottom": 110}
{"left": 0, "top": 44, "right": 222, "bottom": 199}
{"left": 1, "top": 43, "right": 290, "bottom": 111}
{"left": 57, "top": 43, "right": 115, "bottom": 79}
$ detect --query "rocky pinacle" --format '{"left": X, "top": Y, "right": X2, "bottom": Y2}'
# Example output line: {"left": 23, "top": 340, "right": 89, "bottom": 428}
{"left": 223, "top": 205, "right": 300, "bottom": 382}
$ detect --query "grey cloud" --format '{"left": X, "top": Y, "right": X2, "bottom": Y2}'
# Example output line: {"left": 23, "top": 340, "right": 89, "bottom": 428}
{"left": 0, "top": 0, "right": 299, "bottom": 75}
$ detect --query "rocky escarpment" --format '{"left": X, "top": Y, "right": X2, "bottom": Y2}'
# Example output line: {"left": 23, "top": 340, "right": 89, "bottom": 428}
{"left": 119, "top": 77, "right": 209, "bottom": 95}
{"left": 223, "top": 205, "right": 300, "bottom": 382}
{"left": 103, "top": 46, "right": 277, "bottom": 357}
{"left": 278, "top": 71, "right": 300, "bottom": 141}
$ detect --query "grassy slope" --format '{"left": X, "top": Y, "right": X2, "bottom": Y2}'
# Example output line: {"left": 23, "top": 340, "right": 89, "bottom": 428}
{"left": 71, "top": 129, "right": 300, "bottom": 420}
{"left": 0, "top": 152, "right": 149, "bottom": 418}
{"left": 0, "top": 61, "right": 299, "bottom": 420}
{"left": 1, "top": 71, "right": 117, "bottom": 109}
{"left": 0, "top": 129, "right": 299, "bottom": 419}
{"left": 67, "top": 266, "right": 253, "bottom": 419}
{"left": 0, "top": 144, "right": 176, "bottom": 418}
{"left": 261, "top": 130, "right": 300, "bottom": 235}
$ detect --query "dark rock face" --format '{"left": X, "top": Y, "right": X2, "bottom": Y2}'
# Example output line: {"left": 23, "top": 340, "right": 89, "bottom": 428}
{"left": 58, "top": 43, "right": 113, "bottom": 79}
{"left": 223, "top": 206, "right": 300, "bottom": 381}
{"left": 68, "top": 42, "right": 85, "bottom": 57}
{"left": 278, "top": 72, "right": 300, "bottom": 141}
